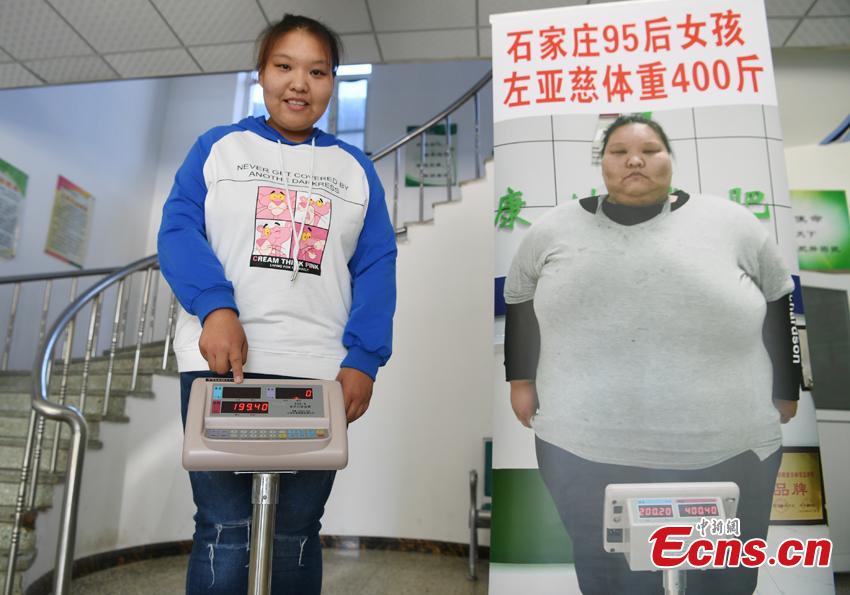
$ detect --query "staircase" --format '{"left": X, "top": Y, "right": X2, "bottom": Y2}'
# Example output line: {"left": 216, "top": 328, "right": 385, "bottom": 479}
{"left": 0, "top": 342, "right": 176, "bottom": 593}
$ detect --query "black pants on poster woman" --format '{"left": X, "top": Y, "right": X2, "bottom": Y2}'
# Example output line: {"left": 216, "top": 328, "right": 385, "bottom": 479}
{"left": 535, "top": 437, "right": 782, "bottom": 595}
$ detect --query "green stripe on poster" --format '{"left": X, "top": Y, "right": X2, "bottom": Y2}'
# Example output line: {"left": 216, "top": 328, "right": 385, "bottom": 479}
{"left": 491, "top": 468, "right": 574, "bottom": 564}
{"left": 0, "top": 158, "right": 28, "bottom": 194}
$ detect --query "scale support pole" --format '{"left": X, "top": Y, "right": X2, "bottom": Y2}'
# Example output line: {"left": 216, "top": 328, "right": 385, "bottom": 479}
{"left": 663, "top": 568, "right": 686, "bottom": 595}
{"left": 248, "top": 473, "right": 280, "bottom": 595}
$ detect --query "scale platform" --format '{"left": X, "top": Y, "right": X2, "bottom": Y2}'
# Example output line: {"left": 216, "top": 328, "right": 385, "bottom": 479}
{"left": 182, "top": 377, "right": 348, "bottom": 472}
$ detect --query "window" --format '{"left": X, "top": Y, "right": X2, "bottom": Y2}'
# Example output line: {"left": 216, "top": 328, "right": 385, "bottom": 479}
{"left": 247, "top": 64, "right": 371, "bottom": 151}
{"left": 335, "top": 78, "right": 368, "bottom": 150}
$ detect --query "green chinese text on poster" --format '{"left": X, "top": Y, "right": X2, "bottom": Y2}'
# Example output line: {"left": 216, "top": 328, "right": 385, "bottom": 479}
{"left": 791, "top": 190, "right": 850, "bottom": 272}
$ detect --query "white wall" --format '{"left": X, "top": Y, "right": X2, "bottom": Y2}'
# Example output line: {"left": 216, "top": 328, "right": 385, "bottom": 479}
{"left": 773, "top": 49, "right": 850, "bottom": 149}
{"left": 0, "top": 79, "right": 168, "bottom": 369}
{"left": 322, "top": 163, "right": 494, "bottom": 543}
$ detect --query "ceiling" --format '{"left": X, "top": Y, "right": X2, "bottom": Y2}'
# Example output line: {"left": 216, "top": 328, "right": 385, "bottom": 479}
{"left": 0, "top": 0, "right": 848, "bottom": 91}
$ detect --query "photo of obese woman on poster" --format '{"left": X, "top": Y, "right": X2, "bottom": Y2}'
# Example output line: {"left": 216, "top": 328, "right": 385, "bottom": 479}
{"left": 503, "top": 115, "right": 800, "bottom": 595}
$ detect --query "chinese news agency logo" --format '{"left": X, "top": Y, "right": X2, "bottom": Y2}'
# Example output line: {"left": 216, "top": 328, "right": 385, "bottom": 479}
{"left": 649, "top": 518, "right": 832, "bottom": 569}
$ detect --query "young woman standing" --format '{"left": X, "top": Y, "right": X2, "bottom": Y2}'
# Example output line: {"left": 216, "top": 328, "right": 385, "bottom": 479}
{"left": 158, "top": 15, "right": 396, "bottom": 594}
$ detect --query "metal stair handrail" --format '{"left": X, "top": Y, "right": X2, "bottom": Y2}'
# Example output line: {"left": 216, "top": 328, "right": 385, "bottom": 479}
{"left": 1, "top": 267, "right": 138, "bottom": 372}
{"left": 5, "top": 255, "right": 157, "bottom": 595}
{"left": 0, "top": 266, "right": 134, "bottom": 286}
{"left": 371, "top": 70, "right": 492, "bottom": 230}
{"left": 371, "top": 70, "right": 492, "bottom": 162}
{"left": 5, "top": 69, "right": 494, "bottom": 595}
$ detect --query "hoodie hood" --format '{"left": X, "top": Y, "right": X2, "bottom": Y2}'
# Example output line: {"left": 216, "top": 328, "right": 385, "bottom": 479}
{"left": 236, "top": 116, "right": 337, "bottom": 147}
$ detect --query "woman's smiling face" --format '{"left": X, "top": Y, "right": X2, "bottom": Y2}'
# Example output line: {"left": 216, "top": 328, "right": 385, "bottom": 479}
{"left": 258, "top": 28, "right": 334, "bottom": 143}
{"left": 601, "top": 123, "right": 673, "bottom": 207}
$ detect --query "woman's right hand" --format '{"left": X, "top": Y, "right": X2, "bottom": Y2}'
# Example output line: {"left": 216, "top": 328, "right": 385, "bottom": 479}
{"left": 199, "top": 308, "right": 248, "bottom": 382}
{"left": 510, "top": 380, "right": 539, "bottom": 428}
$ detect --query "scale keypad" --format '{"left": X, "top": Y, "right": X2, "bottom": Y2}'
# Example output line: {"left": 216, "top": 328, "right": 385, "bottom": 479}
{"left": 205, "top": 428, "right": 328, "bottom": 440}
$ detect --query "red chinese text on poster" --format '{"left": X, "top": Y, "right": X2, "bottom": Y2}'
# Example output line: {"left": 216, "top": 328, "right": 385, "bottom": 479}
{"left": 491, "top": 0, "right": 775, "bottom": 121}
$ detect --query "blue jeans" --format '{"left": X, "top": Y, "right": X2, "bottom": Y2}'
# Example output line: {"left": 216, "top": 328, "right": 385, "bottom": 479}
{"left": 180, "top": 371, "right": 336, "bottom": 595}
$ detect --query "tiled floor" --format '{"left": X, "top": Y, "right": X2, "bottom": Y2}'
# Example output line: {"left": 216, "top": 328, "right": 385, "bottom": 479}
{"left": 65, "top": 551, "right": 849, "bottom": 594}
{"left": 68, "top": 549, "right": 490, "bottom": 595}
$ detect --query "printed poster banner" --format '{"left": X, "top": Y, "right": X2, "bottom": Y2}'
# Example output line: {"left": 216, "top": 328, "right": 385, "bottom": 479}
{"left": 405, "top": 123, "right": 458, "bottom": 187}
{"left": 490, "top": 0, "right": 832, "bottom": 593}
{"left": 44, "top": 176, "right": 94, "bottom": 268}
{"left": 491, "top": 0, "right": 776, "bottom": 122}
{"left": 791, "top": 189, "right": 850, "bottom": 272}
{"left": 0, "top": 158, "right": 28, "bottom": 260}
{"left": 771, "top": 448, "right": 827, "bottom": 525}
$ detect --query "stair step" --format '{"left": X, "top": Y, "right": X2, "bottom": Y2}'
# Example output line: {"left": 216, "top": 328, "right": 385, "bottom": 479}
{"left": 62, "top": 353, "right": 177, "bottom": 375}
{"left": 0, "top": 389, "right": 154, "bottom": 416}
{"left": 0, "top": 468, "right": 59, "bottom": 510}
{"left": 0, "top": 467, "right": 62, "bottom": 486}
{"left": 404, "top": 217, "right": 435, "bottom": 229}
{"left": 0, "top": 436, "right": 102, "bottom": 474}
{"left": 0, "top": 548, "right": 36, "bottom": 571}
{"left": 0, "top": 507, "right": 38, "bottom": 553}
{"left": 0, "top": 409, "right": 128, "bottom": 424}
{"left": 105, "top": 341, "right": 168, "bottom": 357}
{"left": 52, "top": 373, "right": 153, "bottom": 393}
{"left": 0, "top": 342, "right": 170, "bottom": 593}
{"left": 0, "top": 372, "right": 154, "bottom": 394}
{"left": 0, "top": 467, "right": 63, "bottom": 507}
{"left": 1, "top": 549, "right": 37, "bottom": 594}
{"left": 0, "top": 410, "right": 131, "bottom": 442}
{"left": 0, "top": 570, "right": 24, "bottom": 594}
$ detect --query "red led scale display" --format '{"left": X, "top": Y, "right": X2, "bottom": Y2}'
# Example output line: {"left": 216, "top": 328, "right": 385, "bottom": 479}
{"left": 221, "top": 401, "right": 270, "bottom": 414}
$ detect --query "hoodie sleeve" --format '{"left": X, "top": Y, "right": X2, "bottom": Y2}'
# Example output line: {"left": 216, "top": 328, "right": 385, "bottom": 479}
{"left": 340, "top": 159, "right": 397, "bottom": 380}
{"left": 763, "top": 294, "right": 802, "bottom": 401}
{"left": 157, "top": 131, "right": 238, "bottom": 324}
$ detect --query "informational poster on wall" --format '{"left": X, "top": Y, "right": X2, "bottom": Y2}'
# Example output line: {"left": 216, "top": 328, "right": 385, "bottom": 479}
{"left": 0, "top": 158, "right": 28, "bottom": 260}
{"left": 771, "top": 448, "right": 827, "bottom": 525}
{"left": 44, "top": 176, "right": 94, "bottom": 268}
{"left": 404, "top": 123, "right": 458, "bottom": 187}
{"left": 790, "top": 189, "right": 850, "bottom": 272}
{"left": 490, "top": 0, "right": 833, "bottom": 593}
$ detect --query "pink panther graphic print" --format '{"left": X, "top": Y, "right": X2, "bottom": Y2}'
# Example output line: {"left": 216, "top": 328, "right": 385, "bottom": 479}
{"left": 256, "top": 187, "right": 290, "bottom": 220}
{"left": 250, "top": 185, "right": 332, "bottom": 275}
{"left": 255, "top": 222, "right": 291, "bottom": 257}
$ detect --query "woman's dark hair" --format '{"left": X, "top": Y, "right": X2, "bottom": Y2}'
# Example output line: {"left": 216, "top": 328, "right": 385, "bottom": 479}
{"left": 601, "top": 114, "right": 673, "bottom": 156}
{"left": 256, "top": 14, "right": 343, "bottom": 75}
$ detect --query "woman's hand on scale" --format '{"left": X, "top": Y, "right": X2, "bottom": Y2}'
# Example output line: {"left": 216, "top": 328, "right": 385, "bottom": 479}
{"left": 510, "top": 379, "right": 539, "bottom": 428}
{"left": 336, "top": 367, "right": 374, "bottom": 423}
{"left": 199, "top": 308, "right": 248, "bottom": 383}
{"left": 773, "top": 399, "right": 798, "bottom": 424}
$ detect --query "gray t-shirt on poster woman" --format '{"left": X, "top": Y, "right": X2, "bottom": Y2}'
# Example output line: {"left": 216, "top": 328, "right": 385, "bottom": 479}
{"left": 504, "top": 193, "right": 794, "bottom": 470}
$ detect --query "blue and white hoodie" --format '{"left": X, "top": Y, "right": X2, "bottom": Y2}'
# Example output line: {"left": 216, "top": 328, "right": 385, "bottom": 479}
{"left": 158, "top": 116, "right": 396, "bottom": 380}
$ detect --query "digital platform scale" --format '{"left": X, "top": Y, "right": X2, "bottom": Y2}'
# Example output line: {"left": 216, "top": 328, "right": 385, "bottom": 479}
{"left": 183, "top": 377, "right": 347, "bottom": 471}
{"left": 603, "top": 482, "right": 740, "bottom": 595}
{"left": 182, "top": 377, "right": 349, "bottom": 594}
